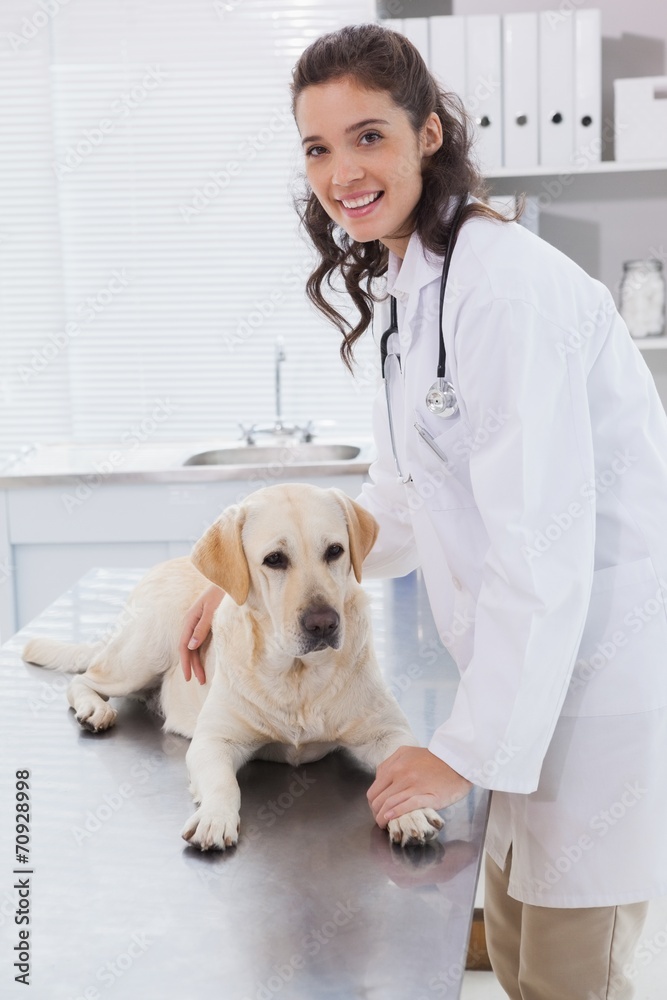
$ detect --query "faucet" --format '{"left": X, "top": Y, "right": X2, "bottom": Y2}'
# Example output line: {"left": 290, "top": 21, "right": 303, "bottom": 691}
{"left": 239, "top": 337, "right": 314, "bottom": 445}
{"left": 275, "top": 336, "right": 286, "bottom": 428}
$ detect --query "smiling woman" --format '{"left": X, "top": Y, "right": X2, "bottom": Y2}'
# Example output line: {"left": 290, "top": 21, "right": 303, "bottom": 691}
{"left": 278, "top": 19, "right": 667, "bottom": 1000}
{"left": 298, "top": 80, "right": 431, "bottom": 253}
{"left": 290, "top": 22, "right": 519, "bottom": 370}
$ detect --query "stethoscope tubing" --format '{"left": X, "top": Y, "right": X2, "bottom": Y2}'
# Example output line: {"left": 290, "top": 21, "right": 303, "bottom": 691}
{"left": 380, "top": 193, "right": 468, "bottom": 381}
{"left": 380, "top": 194, "right": 469, "bottom": 481}
{"left": 436, "top": 193, "right": 469, "bottom": 378}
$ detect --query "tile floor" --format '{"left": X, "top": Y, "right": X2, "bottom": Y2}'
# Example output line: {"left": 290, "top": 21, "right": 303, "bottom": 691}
{"left": 461, "top": 870, "right": 667, "bottom": 999}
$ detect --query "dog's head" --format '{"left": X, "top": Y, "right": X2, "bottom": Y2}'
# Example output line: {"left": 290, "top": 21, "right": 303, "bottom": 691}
{"left": 190, "top": 484, "right": 378, "bottom": 657}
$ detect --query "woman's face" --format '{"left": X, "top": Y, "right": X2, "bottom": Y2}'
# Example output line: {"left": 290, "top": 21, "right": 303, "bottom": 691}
{"left": 295, "top": 76, "right": 442, "bottom": 257}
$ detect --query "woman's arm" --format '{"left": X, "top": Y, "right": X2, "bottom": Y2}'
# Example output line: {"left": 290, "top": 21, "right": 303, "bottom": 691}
{"left": 354, "top": 380, "right": 421, "bottom": 579}
{"left": 428, "top": 294, "right": 596, "bottom": 793}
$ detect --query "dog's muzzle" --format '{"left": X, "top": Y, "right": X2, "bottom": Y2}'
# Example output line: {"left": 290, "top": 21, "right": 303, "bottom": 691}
{"left": 300, "top": 604, "right": 340, "bottom": 652}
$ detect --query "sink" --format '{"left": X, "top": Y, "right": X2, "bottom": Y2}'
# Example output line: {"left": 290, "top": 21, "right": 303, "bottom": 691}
{"left": 183, "top": 444, "right": 361, "bottom": 466}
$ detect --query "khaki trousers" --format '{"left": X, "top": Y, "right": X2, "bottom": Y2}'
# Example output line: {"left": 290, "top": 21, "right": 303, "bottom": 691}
{"left": 484, "top": 847, "right": 649, "bottom": 1000}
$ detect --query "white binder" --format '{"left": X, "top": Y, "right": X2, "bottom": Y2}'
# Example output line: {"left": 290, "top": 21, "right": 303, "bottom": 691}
{"left": 518, "top": 195, "right": 540, "bottom": 236}
{"left": 574, "top": 8, "right": 601, "bottom": 165}
{"left": 465, "top": 14, "right": 503, "bottom": 172}
{"left": 428, "top": 15, "right": 466, "bottom": 100}
{"left": 401, "top": 17, "right": 429, "bottom": 66}
{"left": 502, "top": 12, "right": 538, "bottom": 169}
{"left": 487, "top": 195, "right": 540, "bottom": 236}
{"left": 485, "top": 195, "right": 516, "bottom": 218}
{"left": 538, "top": 11, "right": 574, "bottom": 167}
{"left": 615, "top": 76, "right": 667, "bottom": 162}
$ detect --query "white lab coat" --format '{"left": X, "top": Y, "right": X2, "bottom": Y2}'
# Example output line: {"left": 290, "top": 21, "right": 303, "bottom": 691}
{"left": 356, "top": 202, "right": 667, "bottom": 906}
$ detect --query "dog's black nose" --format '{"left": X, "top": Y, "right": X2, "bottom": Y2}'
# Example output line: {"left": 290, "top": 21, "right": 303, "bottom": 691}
{"left": 301, "top": 605, "right": 340, "bottom": 639}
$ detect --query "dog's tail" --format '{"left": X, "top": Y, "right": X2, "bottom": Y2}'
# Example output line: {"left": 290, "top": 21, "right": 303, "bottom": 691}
{"left": 22, "top": 638, "right": 101, "bottom": 674}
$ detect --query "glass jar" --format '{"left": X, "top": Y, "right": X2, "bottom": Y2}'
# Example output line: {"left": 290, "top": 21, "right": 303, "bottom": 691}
{"left": 619, "top": 259, "right": 666, "bottom": 339}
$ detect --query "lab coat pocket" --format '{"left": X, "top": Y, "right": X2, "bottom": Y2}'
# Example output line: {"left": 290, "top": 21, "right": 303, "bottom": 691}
{"left": 561, "top": 556, "right": 667, "bottom": 716}
{"left": 412, "top": 414, "right": 477, "bottom": 511}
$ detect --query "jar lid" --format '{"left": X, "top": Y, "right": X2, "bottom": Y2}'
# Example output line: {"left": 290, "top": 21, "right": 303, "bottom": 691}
{"left": 622, "top": 259, "right": 664, "bottom": 272}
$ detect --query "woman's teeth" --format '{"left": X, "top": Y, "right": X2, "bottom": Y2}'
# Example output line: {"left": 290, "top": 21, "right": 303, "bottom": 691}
{"left": 341, "top": 192, "right": 382, "bottom": 208}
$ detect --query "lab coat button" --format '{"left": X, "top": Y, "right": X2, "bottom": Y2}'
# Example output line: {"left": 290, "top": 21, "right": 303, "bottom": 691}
{"left": 452, "top": 576, "right": 463, "bottom": 591}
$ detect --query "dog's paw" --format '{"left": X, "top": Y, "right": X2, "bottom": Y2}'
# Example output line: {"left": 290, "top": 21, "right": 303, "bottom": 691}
{"left": 181, "top": 807, "right": 240, "bottom": 851}
{"left": 387, "top": 808, "right": 444, "bottom": 848}
{"left": 74, "top": 701, "right": 117, "bottom": 733}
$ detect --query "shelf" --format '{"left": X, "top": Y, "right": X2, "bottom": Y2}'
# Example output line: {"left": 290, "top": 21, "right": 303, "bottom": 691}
{"left": 633, "top": 338, "right": 667, "bottom": 350}
{"left": 485, "top": 160, "right": 667, "bottom": 179}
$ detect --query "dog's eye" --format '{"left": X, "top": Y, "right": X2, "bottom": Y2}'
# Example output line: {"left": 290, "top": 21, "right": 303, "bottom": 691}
{"left": 325, "top": 544, "right": 344, "bottom": 561}
{"left": 263, "top": 551, "right": 288, "bottom": 569}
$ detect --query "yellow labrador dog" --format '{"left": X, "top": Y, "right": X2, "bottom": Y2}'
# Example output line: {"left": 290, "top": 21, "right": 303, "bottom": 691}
{"left": 22, "top": 483, "right": 443, "bottom": 850}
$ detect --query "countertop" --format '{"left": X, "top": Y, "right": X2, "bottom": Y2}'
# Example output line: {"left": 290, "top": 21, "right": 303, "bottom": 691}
{"left": 0, "top": 438, "right": 375, "bottom": 488}
{"left": 0, "top": 567, "right": 489, "bottom": 1000}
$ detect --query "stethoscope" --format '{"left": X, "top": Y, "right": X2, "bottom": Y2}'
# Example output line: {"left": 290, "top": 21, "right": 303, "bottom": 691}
{"left": 380, "top": 193, "right": 469, "bottom": 482}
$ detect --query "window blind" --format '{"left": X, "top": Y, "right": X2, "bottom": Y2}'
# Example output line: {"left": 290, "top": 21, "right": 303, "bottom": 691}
{"left": 0, "top": 0, "right": 381, "bottom": 450}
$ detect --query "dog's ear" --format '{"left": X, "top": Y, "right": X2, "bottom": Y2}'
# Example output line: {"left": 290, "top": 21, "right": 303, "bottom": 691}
{"left": 331, "top": 490, "right": 379, "bottom": 583}
{"left": 190, "top": 504, "right": 250, "bottom": 605}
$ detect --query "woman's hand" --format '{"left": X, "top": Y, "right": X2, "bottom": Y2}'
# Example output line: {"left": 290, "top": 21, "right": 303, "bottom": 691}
{"left": 367, "top": 746, "right": 473, "bottom": 828}
{"left": 178, "top": 584, "right": 225, "bottom": 684}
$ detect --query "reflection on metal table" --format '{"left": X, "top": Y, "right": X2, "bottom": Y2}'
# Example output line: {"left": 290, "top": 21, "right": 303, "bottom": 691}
{"left": 0, "top": 567, "right": 490, "bottom": 1000}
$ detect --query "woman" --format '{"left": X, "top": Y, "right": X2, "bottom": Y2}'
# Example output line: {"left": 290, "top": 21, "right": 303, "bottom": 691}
{"left": 180, "top": 24, "right": 667, "bottom": 1000}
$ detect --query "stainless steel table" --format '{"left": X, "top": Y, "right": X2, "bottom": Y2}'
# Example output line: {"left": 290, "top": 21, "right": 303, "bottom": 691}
{"left": 0, "top": 568, "right": 490, "bottom": 1000}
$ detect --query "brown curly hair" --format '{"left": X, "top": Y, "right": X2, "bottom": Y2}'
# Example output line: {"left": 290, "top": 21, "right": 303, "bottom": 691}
{"left": 290, "top": 22, "right": 521, "bottom": 371}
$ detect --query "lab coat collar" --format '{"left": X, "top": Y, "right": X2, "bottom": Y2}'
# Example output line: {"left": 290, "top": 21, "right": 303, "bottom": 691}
{"left": 386, "top": 229, "right": 441, "bottom": 307}
{"left": 386, "top": 194, "right": 470, "bottom": 309}
{"left": 385, "top": 237, "right": 443, "bottom": 358}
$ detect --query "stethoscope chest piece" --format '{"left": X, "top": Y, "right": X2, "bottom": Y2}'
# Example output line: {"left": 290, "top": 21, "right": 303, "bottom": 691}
{"left": 426, "top": 377, "right": 459, "bottom": 418}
